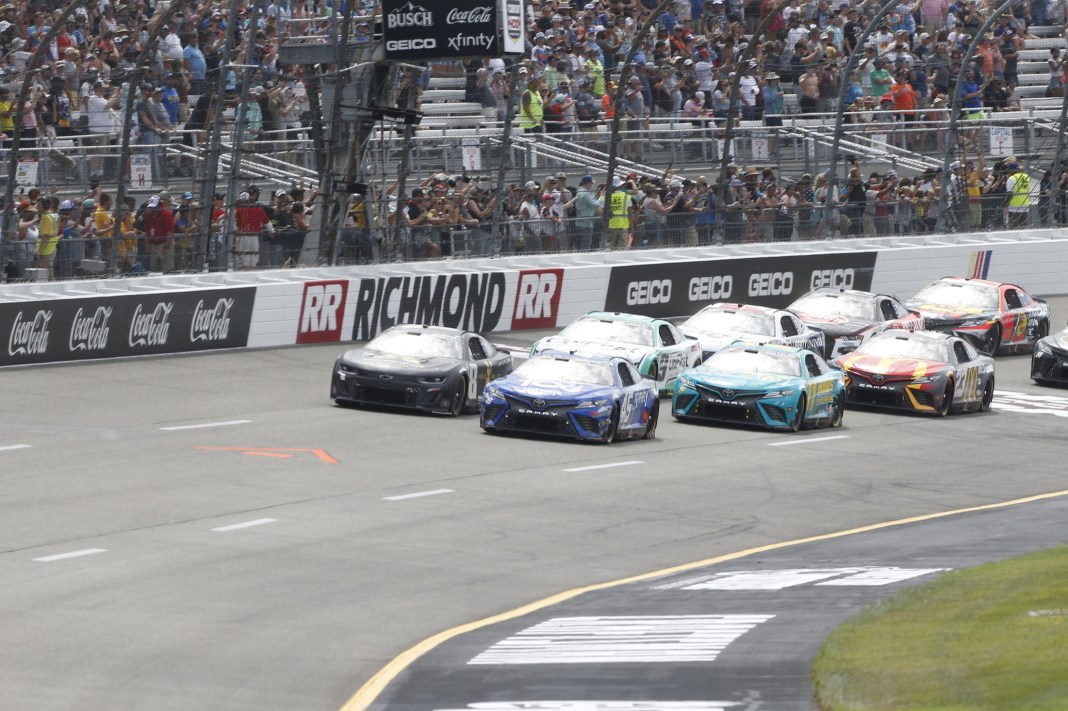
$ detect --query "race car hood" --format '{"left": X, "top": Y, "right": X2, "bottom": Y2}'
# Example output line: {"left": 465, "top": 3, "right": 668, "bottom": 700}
{"left": 494, "top": 375, "right": 617, "bottom": 404}
{"left": 792, "top": 312, "right": 873, "bottom": 337}
{"left": 836, "top": 354, "right": 948, "bottom": 379}
{"left": 534, "top": 337, "right": 649, "bottom": 364}
{"left": 1042, "top": 332, "right": 1068, "bottom": 354}
{"left": 906, "top": 302, "right": 992, "bottom": 322}
{"left": 688, "top": 369, "right": 799, "bottom": 393}
{"left": 342, "top": 349, "right": 461, "bottom": 375}
{"left": 681, "top": 329, "right": 772, "bottom": 351}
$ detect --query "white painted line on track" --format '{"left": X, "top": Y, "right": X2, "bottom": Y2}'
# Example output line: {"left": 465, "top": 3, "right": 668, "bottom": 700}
{"left": 563, "top": 460, "right": 643, "bottom": 472}
{"left": 212, "top": 518, "right": 277, "bottom": 532}
{"left": 0, "top": 444, "right": 32, "bottom": 452}
{"left": 33, "top": 548, "right": 107, "bottom": 562}
{"left": 767, "top": 435, "right": 849, "bottom": 447}
{"left": 160, "top": 420, "right": 251, "bottom": 431}
{"left": 383, "top": 489, "right": 454, "bottom": 501}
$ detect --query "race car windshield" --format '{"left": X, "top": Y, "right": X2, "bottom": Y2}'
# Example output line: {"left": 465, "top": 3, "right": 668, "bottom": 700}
{"left": 913, "top": 282, "right": 999, "bottom": 309}
{"left": 366, "top": 331, "right": 462, "bottom": 359}
{"left": 791, "top": 293, "right": 875, "bottom": 320}
{"left": 704, "top": 348, "right": 801, "bottom": 377}
{"left": 516, "top": 357, "right": 615, "bottom": 386}
{"left": 858, "top": 337, "right": 949, "bottom": 362}
{"left": 560, "top": 318, "right": 653, "bottom": 346}
{"left": 686, "top": 309, "right": 774, "bottom": 336}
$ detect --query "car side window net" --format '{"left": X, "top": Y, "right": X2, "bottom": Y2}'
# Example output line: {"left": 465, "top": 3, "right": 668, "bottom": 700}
{"left": 618, "top": 363, "right": 635, "bottom": 386}
{"left": 1004, "top": 290, "right": 1022, "bottom": 309}
{"left": 469, "top": 337, "right": 486, "bottom": 360}
{"left": 780, "top": 317, "right": 798, "bottom": 336}
{"left": 659, "top": 325, "right": 675, "bottom": 346}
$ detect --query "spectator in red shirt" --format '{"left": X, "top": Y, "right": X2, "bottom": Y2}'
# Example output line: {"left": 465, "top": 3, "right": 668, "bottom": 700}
{"left": 143, "top": 192, "right": 176, "bottom": 272}
{"left": 235, "top": 191, "right": 270, "bottom": 269}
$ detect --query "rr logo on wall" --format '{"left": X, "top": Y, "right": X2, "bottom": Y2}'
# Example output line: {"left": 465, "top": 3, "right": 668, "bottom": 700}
{"left": 297, "top": 280, "right": 349, "bottom": 344}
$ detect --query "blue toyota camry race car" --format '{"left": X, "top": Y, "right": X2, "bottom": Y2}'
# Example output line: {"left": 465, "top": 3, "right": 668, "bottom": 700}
{"left": 672, "top": 342, "right": 846, "bottom": 431}
{"left": 480, "top": 352, "right": 659, "bottom": 443}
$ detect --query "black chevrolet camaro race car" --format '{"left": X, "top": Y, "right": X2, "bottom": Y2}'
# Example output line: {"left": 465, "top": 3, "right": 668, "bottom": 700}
{"left": 331, "top": 324, "right": 513, "bottom": 415}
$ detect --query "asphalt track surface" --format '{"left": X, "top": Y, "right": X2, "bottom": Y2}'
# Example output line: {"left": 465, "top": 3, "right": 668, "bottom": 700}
{"left": 2, "top": 298, "right": 1068, "bottom": 711}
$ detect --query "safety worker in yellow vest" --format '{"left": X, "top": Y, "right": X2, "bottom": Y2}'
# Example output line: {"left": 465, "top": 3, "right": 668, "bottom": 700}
{"left": 1006, "top": 161, "right": 1031, "bottom": 229}
{"left": 607, "top": 176, "right": 634, "bottom": 250}
{"left": 519, "top": 78, "right": 544, "bottom": 134}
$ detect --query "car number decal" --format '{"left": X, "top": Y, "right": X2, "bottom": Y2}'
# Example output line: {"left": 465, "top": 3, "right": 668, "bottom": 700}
{"left": 806, "top": 379, "right": 835, "bottom": 412}
{"left": 960, "top": 366, "right": 979, "bottom": 401}
{"left": 620, "top": 391, "right": 638, "bottom": 428}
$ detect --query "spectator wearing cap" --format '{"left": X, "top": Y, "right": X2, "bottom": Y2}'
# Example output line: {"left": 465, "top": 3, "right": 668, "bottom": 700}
{"left": 519, "top": 77, "right": 544, "bottom": 134}
{"left": 143, "top": 193, "right": 176, "bottom": 272}
{"left": 570, "top": 175, "right": 604, "bottom": 251}
{"left": 35, "top": 196, "right": 59, "bottom": 280}
{"left": 16, "top": 201, "right": 39, "bottom": 274}
{"left": 622, "top": 76, "right": 645, "bottom": 158}
{"left": 137, "top": 84, "right": 171, "bottom": 181}
{"left": 606, "top": 176, "right": 634, "bottom": 251}
{"left": 243, "top": 85, "right": 265, "bottom": 147}
{"left": 174, "top": 192, "right": 199, "bottom": 270}
{"left": 738, "top": 62, "right": 760, "bottom": 120}
{"left": 235, "top": 191, "right": 270, "bottom": 268}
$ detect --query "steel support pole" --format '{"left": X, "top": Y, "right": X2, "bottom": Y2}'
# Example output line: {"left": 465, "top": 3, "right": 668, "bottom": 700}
{"left": 937, "top": 0, "right": 1017, "bottom": 232}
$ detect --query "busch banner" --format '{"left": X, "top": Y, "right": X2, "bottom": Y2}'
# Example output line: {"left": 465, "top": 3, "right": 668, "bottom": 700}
{"left": 382, "top": 0, "right": 503, "bottom": 60}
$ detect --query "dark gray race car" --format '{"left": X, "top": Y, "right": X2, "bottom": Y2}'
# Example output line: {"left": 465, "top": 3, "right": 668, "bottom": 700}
{"left": 331, "top": 324, "right": 513, "bottom": 415}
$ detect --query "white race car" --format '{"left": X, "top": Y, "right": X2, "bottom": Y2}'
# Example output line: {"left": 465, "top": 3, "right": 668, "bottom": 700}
{"left": 680, "top": 302, "right": 825, "bottom": 360}
{"left": 530, "top": 311, "right": 702, "bottom": 396}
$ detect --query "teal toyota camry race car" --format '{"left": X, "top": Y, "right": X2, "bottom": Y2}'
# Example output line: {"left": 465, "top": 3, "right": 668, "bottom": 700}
{"left": 672, "top": 342, "right": 846, "bottom": 431}
{"left": 530, "top": 312, "right": 702, "bottom": 396}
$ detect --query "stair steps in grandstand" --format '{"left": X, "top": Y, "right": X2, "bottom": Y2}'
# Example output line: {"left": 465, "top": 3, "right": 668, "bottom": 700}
{"left": 421, "top": 89, "right": 467, "bottom": 103}
{"left": 1022, "top": 37, "right": 1066, "bottom": 50}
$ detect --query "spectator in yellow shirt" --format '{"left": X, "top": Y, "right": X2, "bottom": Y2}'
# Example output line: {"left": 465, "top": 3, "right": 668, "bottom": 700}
{"left": 35, "top": 197, "right": 60, "bottom": 280}
{"left": 0, "top": 86, "right": 14, "bottom": 138}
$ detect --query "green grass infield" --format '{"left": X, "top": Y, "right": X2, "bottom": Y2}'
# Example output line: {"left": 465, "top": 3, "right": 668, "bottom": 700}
{"left": 813, "top": 543, "right": 1068, "bottom": 710}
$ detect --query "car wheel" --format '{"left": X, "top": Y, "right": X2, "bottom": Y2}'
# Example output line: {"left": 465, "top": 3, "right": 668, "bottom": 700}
{"left": 980, "top": 376, "right": 995, "bottom": 413}
{"left": 830, "top": 392, "right": 845, "bottom": 428}
{"left": 982, "top": 324, "right": 1002, "bottom": 356}
{"left": 450, "top": 378, "right": 467, "bottom": 416}
{"left": 644, "top": 400, "right": 659, "bottom": 439}
{"left": 937, "top": 380, "right": 954, "bottom": 416}
{"left": 603, "top": 406, "right": 619, "bottom": 444}
{"left": 789, "top": 395, "right": 806, "bottom": 432}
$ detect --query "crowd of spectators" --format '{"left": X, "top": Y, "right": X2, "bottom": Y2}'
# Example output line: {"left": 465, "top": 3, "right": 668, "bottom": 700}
{"left": 454, "top": 0, "right": 1068, "bottom": 144}
{"left": 383, "top": 156, "right": 1068, "bottom": 260}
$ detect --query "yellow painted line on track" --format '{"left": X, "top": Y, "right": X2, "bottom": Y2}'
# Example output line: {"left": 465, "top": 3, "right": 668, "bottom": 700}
{"left": 339, "top": 488, "right": 1068, "bottom": 711}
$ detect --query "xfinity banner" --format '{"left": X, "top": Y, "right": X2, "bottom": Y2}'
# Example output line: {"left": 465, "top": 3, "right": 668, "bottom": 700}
{"left": 604, "top": 252, "right": 879, "bottom": 318}
{"left": 0, "top": 287, "right": 256, "bottom": 366}
{"left": 383, "top": 0, "right": 514, "bottom": 60}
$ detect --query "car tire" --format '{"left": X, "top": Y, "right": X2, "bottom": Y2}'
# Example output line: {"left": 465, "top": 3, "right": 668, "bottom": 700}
{"left": 603, "top": 406, "right": 619, "bottom": 444}
{"left": 937, "top": 380, "right": 954, "bottom": 416}
{"left": 789, "top": 395, "right": 806, "bottom": 432}
{"left": 982, "top": 324, "right": 1002, "bottom": 356}
{"left": 644, "top": 400, "right": 659, "bottom": 439}
{"left": 450, "top": 378, "right": 467, "bottom": 417}
{"left": 830, "top": 392, "right": 845, "bottom": 428}
{"left": 980, "top": 376, "right": 995, "bottom": 413}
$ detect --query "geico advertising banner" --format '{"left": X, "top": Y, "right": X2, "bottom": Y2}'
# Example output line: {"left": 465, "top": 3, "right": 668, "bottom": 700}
{"left": 604, "top": 252, "right": 879, "bottom": 318}
{"left": 382, "top": 0, "right": 500, "bottom": 60}
{"left": 0, "top": 287, "right": 256, "bottom": 366}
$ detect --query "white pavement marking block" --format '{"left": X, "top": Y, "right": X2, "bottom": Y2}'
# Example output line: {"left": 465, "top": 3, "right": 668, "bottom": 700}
{"left": 433, "top": 703, "right": 745, "bottom": 711}
{"left": 563, "top": 461, "right": 643, "bottom": 472}
{"left": 653, "top": 567, "right": 949, "bottom": 591}
{"left": 159, "top": 420, "right": 252, "bottom": 430}
{"left": 816, "top": 567, "right": 948, "bottom": 586}
{"left": 0, "top": 444, "right": 32, "bottom": 452}
{"left": 992, "top": 390, "right": 1068, "bottom": 418}
{"left": 467, "top": 615, "right": 774, "bottom": 665}
{"left": 33, "top": 548, "right": 107, "bottom": 562}
{"left": 383, "top": 489, "right": 455, "bottom": 501}
{"left": 211, "top": 518, "right": 277, "bottom": 532}
{"left": 767, "top": 435, "right": 849, "bottom": 447}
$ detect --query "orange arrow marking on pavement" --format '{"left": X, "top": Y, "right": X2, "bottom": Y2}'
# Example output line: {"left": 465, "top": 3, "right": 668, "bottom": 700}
{"left": 194, "top": 447, "right": 339, "bottom": 464}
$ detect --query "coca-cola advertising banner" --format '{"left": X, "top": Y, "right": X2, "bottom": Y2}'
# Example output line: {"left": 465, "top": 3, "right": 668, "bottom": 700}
{"left": 382, "top": 0, "right": 518, "bottom": 60}
{"left": 0, "top": 287, "right": 256, "bottom": 366}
